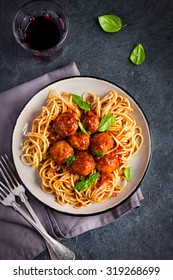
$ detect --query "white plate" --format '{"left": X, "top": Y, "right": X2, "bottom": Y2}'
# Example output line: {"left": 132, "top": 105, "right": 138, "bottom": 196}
{"left": 12, "top": 76, "right": 151, "bottom": 215}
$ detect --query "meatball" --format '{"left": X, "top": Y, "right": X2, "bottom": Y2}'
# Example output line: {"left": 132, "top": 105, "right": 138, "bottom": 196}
{"left": 68, "top": 132, "right": 90, "bottom": 151}
{"left": 54, "top": 112, "right": 78, "bottom": 138}
{"left": 49, "top": 140, "right": 74, "bottom": 165}
{"left": 82, "top": 111, "right": 99, "bottom": 134}
{"left": 70, "top": 152, "right": 95, "bottom": 176}
{"left": 91, "top": 132, "right": 114, "bottom": 154}
{"left": 95, "top": 151, "right": 120, "bottom": 173}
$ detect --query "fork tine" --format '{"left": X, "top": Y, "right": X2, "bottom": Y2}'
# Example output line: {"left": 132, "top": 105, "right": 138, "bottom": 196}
{"left": 0, "top": 155, "right": 19, "bottom": 188}
{"left": 0, "top": 164, "right": 15, "bottom": 192}
{"left": 0, "top": 181, "right": 9, "bottom": 198}
{"left": 3, "top": 154, "right": 16, "bottom": 173}
{"left": 0, "top": 181, "right": 10, "bottom": 194}
{"left": 0, "top": 180, "right": 17, "bottom": 207}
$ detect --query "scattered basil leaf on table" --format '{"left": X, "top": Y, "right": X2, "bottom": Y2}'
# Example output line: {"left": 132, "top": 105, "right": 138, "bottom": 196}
{"left": 123, "top": 167, "right": 131, "bottom": 182}
{"left": 71, "top": 94, "right": 90, "bottom": 111}
{"left": 98, "top": 114, "right": 116, "bottom": 132}
{"left": 78, "top": 121, "right": 89, "bottom": 135}
{"left": 67, "top": 155, "right": 76, "bottom": 166}
{"left": 98, "top": 14, "right": 127, "bottom": 33}
{"left": 130, "top": 43, "right": 145, "bottom": 65}
{"left": 74, "top": 172, "right": 100, "bottom": 191}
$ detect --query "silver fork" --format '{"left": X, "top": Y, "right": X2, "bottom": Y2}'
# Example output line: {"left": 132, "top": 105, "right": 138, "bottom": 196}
{"left": 0, "top": 154, "right": 75, "bottom": 260}
{"left": 0, "top": 154, "right": 62, "bottom": 260}
{"left": 0, "top": 155, "right": 58, "bottom": 260}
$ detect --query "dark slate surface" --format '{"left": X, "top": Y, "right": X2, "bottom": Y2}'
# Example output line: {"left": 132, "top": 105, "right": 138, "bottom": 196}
{"left": 0, "top": 0, "right": 173, "bottom": 259}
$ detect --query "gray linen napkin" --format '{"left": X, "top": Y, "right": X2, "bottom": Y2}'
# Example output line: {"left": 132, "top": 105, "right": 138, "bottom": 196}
{"left": 0, "top": 62, "right": 143, "bottom": 260}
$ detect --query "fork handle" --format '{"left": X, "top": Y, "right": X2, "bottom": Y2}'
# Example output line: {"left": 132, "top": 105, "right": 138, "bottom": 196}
{"left": 19, "top": 192, "right": 46, "bottom": 227}
{"left": 19, "top": 192, "right": 62, "bottom": 260}
{"left": 12, "top": 201, "right": 75, "bottom": 260}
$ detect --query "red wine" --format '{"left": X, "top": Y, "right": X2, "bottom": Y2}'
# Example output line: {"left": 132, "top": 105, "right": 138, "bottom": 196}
{"left": 24, "top": 16, "right": 61, "bottom": 51}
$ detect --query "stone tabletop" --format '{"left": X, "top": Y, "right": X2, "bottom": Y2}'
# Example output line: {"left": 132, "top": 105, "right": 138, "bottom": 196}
{"left": 0, "top": 0, "right": 173, "bottom": 259}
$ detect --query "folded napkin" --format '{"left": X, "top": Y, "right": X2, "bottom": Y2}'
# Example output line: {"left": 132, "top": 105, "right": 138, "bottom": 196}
{"left": 0, "top": 62, "right": 143, "bottom": 260}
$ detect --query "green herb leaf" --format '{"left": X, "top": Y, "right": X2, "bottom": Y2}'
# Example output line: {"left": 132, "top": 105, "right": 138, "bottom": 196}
{"left": 98, "top": 114, "right": 116, "bottom": 132}
{"left": 67, "top": 155, "right": 76, "bottom": 166}
{"left": 74, "top": 172, "right": 100, "bottom": 191}
{"left": 80, "top": 177, "right": 86, "bottom": 182}
{"left": 74, "top": 181, "right": 89, "bottom": 191}
{"left": 78, "top": 121, "right": 89, "bottom": 135}
{"left": 88, "top": 172, "right": 100, "bottom": 185}
{"left": 71, "top": 94, "right": 90, "bottom": 111}
{"left": 130, "top": 43, "right": 145, "bottom": 65}
{"left": 98, "top": 14, "right": 127, "bottom": 33}
{"left": 94, "top": 151, "right": 106, "bottom": 156}
{"left": 123, "top": 167, "right": 131, "bottom": 182}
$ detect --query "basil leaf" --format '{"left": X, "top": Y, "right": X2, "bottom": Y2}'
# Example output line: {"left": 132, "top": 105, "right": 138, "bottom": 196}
{"left": 130, "top": 43, "right": 145, "bottom": 65}
{"left": 87, "top": 172, "right": 100, "bottom": 185}
{"left": 94, "top": 151, "right": 105, "bottom": 156}
{"left": 67, "top": 155, "right": 76, "bottom": 166}
{"left": 98, "top": 14, "right": 127, "bottom": 33}
{"left": 98, "top": 114, "right": 116, "bottom": 132}
{"left": 74, "top": 172, "right": 100, "bottom": 191}
{"left": 74, "top": 181, "right": 89, "bottom": 191}
{"left": 123, "top": 167, "right": 131, "bottom": 182}
{"left": 78, "top": 121, "right": 89, "bottom": 135}
{"left": 71, "top": 94, "right": 90, "bottom": 111}
{"left": 80, "top": 177, "right": 86, "bottom": 182}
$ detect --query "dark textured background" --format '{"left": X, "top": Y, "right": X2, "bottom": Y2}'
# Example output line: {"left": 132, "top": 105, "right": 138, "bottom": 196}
{"left": 0, "top": 0, "right": 173, "bottom": 259}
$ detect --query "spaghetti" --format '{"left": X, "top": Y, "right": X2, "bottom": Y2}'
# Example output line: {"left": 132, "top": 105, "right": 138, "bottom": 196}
{"left": 21, "top": 90, "right": 143, "bottom": 208}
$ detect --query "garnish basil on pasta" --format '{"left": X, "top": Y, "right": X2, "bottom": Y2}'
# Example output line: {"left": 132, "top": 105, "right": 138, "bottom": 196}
{"left": 21, "top": 90, "right": 143, "bottom": 208}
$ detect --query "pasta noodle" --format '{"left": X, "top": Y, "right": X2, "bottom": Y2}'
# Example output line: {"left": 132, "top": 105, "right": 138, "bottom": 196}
{"left": 21, "top": 90, "right": 143, "bottom": 208}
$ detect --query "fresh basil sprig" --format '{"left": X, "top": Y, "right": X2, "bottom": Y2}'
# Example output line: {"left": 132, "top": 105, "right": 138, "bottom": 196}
{"left": 74, "top": 172, "right": 100, "bottom": 191}
{"left": 123, "top": 167, "right": 131, "bottom": 182}
{"left": 71, "top": 94, "right": 90, "bottom": 111}
{"left": 78, "top": 121, "right": 89, "bottom": 135}
{"left": 98, "top": 114, "right": 116, "bottom": 132}
{"left": 98, "top": 14, "right": 127, "bottom": 33}
{"left": 130, "top": 43, "right": 145, "bottom": 65}
{"left": 67, "top": 155, "right": 76, "bottom": 166}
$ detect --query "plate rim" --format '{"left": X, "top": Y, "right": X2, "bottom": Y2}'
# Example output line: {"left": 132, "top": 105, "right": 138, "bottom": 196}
{"left": 11, "top": 75, "right": 152, "bottom": 216}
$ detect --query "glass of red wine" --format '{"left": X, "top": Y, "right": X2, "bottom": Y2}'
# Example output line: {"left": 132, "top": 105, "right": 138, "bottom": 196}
{"left": 12, "top": 0, "right": 69, "bottom": 61}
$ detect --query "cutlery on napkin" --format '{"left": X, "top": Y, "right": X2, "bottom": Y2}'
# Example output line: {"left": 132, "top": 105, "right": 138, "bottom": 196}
{"left": 0, "top": 154, "right": 75, "bottom": 260}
